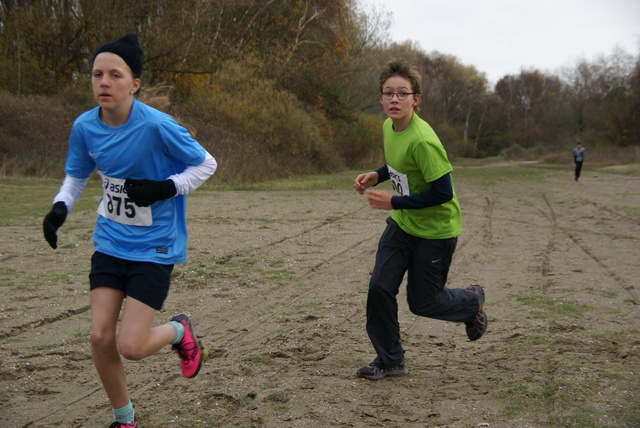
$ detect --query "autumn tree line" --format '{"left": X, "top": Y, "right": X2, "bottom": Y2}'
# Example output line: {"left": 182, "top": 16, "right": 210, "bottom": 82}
{"left": 1, "top": 0, "right": 639, "bottom": 181}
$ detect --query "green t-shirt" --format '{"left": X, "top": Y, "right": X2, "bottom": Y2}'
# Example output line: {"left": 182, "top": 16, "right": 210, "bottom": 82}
{"left": 384, "top": 113, "right": 461, "bottom": 239}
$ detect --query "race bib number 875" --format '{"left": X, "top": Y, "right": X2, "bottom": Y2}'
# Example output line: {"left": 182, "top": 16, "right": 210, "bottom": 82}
{"left": 97, "top": 174, "right": 152, "bottom": 226}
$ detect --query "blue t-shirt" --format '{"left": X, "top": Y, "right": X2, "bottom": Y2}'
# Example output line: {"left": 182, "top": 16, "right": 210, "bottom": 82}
{"left": 65, "top": 100, "right": 206, "bottom": 264}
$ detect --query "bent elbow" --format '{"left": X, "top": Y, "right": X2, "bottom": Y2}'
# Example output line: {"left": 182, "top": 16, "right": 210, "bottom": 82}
{"left": 437, "top": 189, "right": 454, "bottom": 204}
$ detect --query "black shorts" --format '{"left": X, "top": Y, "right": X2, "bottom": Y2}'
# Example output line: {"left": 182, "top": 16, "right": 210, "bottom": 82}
{"left": 89, "top": 252, "right": 174, "bottom": 310}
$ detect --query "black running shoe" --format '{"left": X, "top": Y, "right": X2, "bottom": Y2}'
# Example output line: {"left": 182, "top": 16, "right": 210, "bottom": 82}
{"left": 356, "top": 360, "right": 407, "bottom": 380}
{"left": 465, "top": 284, "right": 487, "bottom": 341}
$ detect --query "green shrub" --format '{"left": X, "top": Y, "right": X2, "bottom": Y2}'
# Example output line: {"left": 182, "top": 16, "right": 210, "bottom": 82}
{"left": 0, "top": 89, "right": 86, "bottom": 176}
{"left": 331, "top": 112, "right": 383, "bottom": 169}
{"left": 189, "top": 60, "right": 337, "bottom": 175}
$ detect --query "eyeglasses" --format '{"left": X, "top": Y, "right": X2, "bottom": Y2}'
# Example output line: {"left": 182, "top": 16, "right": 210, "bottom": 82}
{"left": 381, "top": 92, "right": 415, "bottom": 100}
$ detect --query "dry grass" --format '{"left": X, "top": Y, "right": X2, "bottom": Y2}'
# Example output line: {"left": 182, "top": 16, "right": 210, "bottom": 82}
{"left": 0, "top": 82, "right": 384, "bottom": 183}
{"left": 1, "top": 88, "right": 638, "bottom": 183}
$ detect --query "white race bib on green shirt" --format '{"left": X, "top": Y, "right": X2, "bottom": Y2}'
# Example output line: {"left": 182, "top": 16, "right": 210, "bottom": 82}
{"left": 387, "top": 165, "right": 410, "bottom": 196}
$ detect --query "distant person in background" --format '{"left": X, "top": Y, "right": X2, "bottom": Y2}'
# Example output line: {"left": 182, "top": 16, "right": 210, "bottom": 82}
{"left": 572, "top": 141, "right": 586, "bottom": 181}
{"left": 42, "top": 34, "right": 217, "bottom": 428}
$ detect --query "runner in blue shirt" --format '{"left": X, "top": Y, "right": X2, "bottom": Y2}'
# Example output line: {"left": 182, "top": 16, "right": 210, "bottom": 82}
{"left": 42, "top": 34, "right": 217, "bottom": 428}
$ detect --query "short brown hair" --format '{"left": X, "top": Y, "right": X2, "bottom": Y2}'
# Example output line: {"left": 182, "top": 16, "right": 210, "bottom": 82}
{"left": 379, "top": 58, "right": 422, "bottom": 95}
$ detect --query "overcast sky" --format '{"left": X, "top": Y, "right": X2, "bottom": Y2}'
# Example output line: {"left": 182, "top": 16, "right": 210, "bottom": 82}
{"left": 358, "top": 0, "right": 640, "bottom": 84}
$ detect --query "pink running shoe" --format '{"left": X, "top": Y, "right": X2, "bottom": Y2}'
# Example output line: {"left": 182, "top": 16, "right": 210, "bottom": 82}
{"left": 170, "top": 313, "right": 203, "bottom": 378}
{"left": 109, "top": 418, "right": 137, "bottom": 427}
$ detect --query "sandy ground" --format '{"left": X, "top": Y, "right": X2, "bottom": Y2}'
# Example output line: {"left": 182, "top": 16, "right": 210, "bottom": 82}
{"left": 1, "top": 165, "right": 639, "bottom": 427}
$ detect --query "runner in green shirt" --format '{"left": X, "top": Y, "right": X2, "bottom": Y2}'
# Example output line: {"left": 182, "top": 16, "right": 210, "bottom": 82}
{"left": 353, "top": 58, "right": 487, "bottom": 381}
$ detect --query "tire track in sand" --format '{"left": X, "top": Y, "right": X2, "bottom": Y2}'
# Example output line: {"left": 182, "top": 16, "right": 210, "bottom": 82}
{"left": 25, "top": 207, "right": 379, "bottom": 426}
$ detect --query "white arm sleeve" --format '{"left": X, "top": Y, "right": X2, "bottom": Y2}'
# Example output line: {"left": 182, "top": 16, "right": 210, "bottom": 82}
{"left": 53, "top": 175, "right": 89, "bottom": 211}
{"left": 169, "top": 151, "right": 217, "bottom": 195}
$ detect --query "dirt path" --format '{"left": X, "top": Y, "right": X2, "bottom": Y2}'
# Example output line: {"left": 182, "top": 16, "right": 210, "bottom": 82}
{"left": 1, "top": 166, "right": 639, "bottom": 427}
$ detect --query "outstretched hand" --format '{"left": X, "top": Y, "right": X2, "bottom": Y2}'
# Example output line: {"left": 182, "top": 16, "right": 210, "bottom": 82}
{"left": 354, "top": 172, "right": 379, "bottom": 195}
{"left": 43, "top": 201, "right": 68, "bottom": 249}
{"left": 365, "top": 189, "right": 394, "bottom": 210}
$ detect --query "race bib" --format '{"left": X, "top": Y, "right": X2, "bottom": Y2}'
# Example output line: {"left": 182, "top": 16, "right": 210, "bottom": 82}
{"left": 97, "top": 174, "right": 153, "bottom": 226}
{"left": 387, "top": 165, "right": 410, "bottom": 196}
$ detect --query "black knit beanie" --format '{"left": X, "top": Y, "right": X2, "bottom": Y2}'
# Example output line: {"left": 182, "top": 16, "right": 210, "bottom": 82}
{"left": 93, "top": 34, "right": 143, "bottom": 78}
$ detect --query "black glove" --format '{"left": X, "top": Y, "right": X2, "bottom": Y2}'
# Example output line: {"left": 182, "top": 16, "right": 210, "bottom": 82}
{"left": 124, "top": 179, "right": 177, "bottom": 207}
{"left": 43, "top": 201, "right": 68, "bottom": 249}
